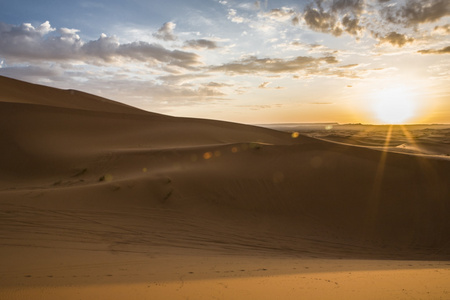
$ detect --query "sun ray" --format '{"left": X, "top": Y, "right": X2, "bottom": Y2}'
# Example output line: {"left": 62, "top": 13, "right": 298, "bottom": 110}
{"left": 400, "top": 124, "right": 439, "bottom": 186}
{"left": 399, "top": 125, "right": 420, "bottom": 153}
{"left": 364, "top": 125, "right": 393, "bottom": 234}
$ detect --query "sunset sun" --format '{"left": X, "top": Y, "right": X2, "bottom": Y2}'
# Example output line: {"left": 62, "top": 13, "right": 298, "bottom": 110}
{"left": 372, "top": 87, "right": 417, "bottom": 124}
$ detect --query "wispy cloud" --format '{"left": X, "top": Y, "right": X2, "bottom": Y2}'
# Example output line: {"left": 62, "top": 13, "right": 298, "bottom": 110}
{"left": 258, "top": 81, "right": 284, "bottom": 89}
{"left": 418, "top": 45, "right": 450, "bottom": 54}
{"left": 263, "top": 7, "right": 298, "bottom": 23}
{"left": 258, "top": 81, "right": 270, "bottom": 88}
{"left": 309, "top": 102, "right": 333, "bottom": 105}
{"left": 210, "top": 55, "right": 338, "bottom": 75}
{"left": 184, "top": 39, "right": 219, "bottom": 49}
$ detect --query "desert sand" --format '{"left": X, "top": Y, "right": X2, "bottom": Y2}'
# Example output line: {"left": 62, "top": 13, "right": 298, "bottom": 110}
{"left": 1, "top": 75, "right": 449, "bottom": 299}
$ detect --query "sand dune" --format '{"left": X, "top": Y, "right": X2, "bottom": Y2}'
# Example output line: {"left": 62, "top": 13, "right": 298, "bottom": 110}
{"left": 1, "top": 75, "right": 449, "bottom": 299}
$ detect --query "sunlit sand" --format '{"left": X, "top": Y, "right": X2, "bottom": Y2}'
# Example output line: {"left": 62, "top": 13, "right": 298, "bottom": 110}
{"left": 1, "top": 76, "right": 449, "bottom": 299}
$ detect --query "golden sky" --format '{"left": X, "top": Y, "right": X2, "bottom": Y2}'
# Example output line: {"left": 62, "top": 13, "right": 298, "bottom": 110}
{"left": 0, "top": 0, "right": 449, "bottom": 124}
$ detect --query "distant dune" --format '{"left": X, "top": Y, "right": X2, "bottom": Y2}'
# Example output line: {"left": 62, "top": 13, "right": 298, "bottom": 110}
{"left": 1, "top": 75, "right": 449, "bottom": 299}
{"left": 263, "top": 123, "right": 450, "bottom": 157}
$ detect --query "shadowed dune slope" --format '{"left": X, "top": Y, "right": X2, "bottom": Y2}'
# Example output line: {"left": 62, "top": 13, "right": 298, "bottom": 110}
{"left": 1, "top": 75, "right": 450, "bottom": 260}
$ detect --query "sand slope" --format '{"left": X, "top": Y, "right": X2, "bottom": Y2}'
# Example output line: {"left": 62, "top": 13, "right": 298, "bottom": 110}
{"left": 1, "top": 75, "right": 450, "bottom": 299}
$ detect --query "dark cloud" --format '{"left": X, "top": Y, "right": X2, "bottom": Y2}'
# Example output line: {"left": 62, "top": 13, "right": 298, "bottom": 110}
{"left": 377, "top": 31, "right": 414, "bottom": 47}
{"left": 303, "top": 3, "right": 343, "bottom": 36}
{"left": 153, "top": 22, "right": 177, "bottom": 41}
{"left": 342, "top": 15, "right": 363, "bottom": 35}
{"left": 302, "top": 0, "right": 365, "bottom": 36}
{"left": 331, "top": 0, "right": 365, "bottom": 15}
{"left": 381, "top": 0, "right": 450, "bottom": 26}
{"left": 0, "top": 21, "right": 200, "bottom": 69}
{"left": 300, "top": 0, "right": 447, "bottom": 41}
{"left": 417, "top": 45, "right": 450, "bottom": 54}
{"left": 210, "top": 55, "right": 338, "bottom": 75}
{"left": 184, "top": 39, "right": 218, "bottom": 49}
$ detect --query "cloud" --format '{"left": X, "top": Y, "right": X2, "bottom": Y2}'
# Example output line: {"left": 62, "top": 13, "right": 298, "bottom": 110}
{"left": 302, "top": 0, "right": 365, "bottom": 36}
{"left": 264, "top": 7, "right": 297, "bottom": 22}
{"left": 381, "top": 0, "right": 450, "bottom": 26}
{"left": 433, "top": 24, "right": 450, "bottom": 34}
{"left": 292, "top": 16, "right": 300, "bottom": 25}
{"left": 339, "top": 63, "right": 359, "bottom": 68}
{"left": 331, "top": 0, "right": 365, "bottom": 15}
{"left": 417, "top": 45, "right": 450, "bottom": 54}
{"left": 81, "top": 34, "right": 119, "bottom": 62}
{"left": 0, "top": 64, "right": 64, "bottom": 80}
{"left": 238, "top": 104, "right": 283, "bottom": 110}
{"left": 184, "top": 39, "right": 218, "bottom": 49}
{"left": 116, "top": 42, "right": 200, "bottom": 68}
{"left": 205, "top": 81, "right": 232, "bottom": 87}
{"left": 277, "top": 40, "right": 331, "bottom": 53}
{"left": 158, "top": 73, "right": 210, "bottom": 84}
{"left": 210, "top": 55, "right": 338, "bottom": 75}
{"left": 257, "top": 81, "right": 283, "bottom": 89}
{"left": 0, "top": 21, "right": 82, "bottom": 60}
{"left": 296, "top": 0, "right": 447, "bottom": 41}
{"left": 260, "top": 7, "right": 300, "bottom": 26}
{"left": 377, "top": 31, "right": 414, "bottom": 47}
{"left": 258, "top": 81, "right": 270, "bottom": 88}
{"left": 64, "top": 74, "right": 230, "bottom": 108}
{"left": 341, "top": 15, "right": 363, "bottom": 36}
{"left": 303, "top": 3, "right": 343, "bottom": 36}
{"left": 228, "top": 9, "right": 247, "bottom": 23}
{"left": 153, "top": 22, "right": 177, "bottom": 41}
{"left": 9, "top": 20, "right": 55, "bottom": 36}
{"left": 0, "top": 21, "right": 200, "bottom": 70}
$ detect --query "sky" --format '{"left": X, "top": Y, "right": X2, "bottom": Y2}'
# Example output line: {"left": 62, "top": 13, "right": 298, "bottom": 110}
{"left": 0, "top": 0, "right": 449, "bottom": 124}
